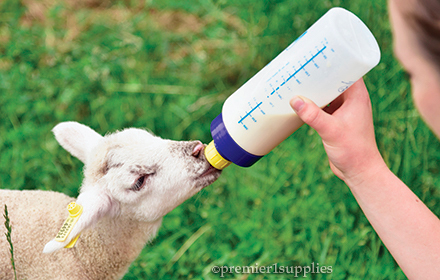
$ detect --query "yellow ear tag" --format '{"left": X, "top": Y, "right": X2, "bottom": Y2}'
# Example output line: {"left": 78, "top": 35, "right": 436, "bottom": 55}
{"left": 55, "top": 202, "right": 83, "bottom": 248}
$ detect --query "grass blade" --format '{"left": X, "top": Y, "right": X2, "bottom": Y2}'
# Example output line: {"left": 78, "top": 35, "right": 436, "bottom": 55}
{"left": 4, "top": 204, "right": 17, "bottom": 280}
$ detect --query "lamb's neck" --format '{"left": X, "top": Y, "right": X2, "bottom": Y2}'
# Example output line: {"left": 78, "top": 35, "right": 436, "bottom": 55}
{"left": 75, "top": 213, "right": 163, "bottom": 279}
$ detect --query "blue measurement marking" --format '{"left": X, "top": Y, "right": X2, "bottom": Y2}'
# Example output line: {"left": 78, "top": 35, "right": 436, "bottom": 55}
{"left": 239, "top": 42, "right": 329, "bottom": 128}
{"left": 238, "top": 102, "right": 263, "bottom": 124}
{"left": 267, "top": 45, "right": 327, "bottom": 96}
{"left": 286, "top": 45, "right": 326, "bottom": 82}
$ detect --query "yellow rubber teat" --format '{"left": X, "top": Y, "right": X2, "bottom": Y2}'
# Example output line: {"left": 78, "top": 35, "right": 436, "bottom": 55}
{"left": 205, "top": 141, "right": 231, "bottom": 170}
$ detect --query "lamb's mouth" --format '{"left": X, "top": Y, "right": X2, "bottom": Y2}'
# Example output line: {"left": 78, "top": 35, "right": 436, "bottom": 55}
{"left": 195, "top": 164, "right": 221, "bottom": 188}
{"left": 200, "top": 165, "right": 219, "bottom": 177}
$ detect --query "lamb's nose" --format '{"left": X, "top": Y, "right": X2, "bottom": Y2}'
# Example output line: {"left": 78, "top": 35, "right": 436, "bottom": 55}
{"left": 191, "top": 141, "right": 204, "bottom": 158}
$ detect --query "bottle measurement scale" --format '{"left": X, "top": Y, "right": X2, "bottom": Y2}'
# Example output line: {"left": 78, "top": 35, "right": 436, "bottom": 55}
{"left": 205, "top": 7, "right": 381, "bottom": 169}
{"left": 238, "top": 38, "right": 334, "bottom": 131}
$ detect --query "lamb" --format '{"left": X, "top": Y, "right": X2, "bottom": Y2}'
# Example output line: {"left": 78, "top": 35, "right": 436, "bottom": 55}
{"left": 0, "top": 121, "right": 221, "bottom": 279}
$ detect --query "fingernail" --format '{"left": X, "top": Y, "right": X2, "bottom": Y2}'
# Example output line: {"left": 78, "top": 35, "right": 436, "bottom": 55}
{"left": 291, "top": 97, "right": 305, "bottom": 112}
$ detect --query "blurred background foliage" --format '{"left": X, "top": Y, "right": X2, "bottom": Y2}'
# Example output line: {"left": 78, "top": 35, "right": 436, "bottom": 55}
{"left": 1, "top": 0, "right": 439, "bottom": 279}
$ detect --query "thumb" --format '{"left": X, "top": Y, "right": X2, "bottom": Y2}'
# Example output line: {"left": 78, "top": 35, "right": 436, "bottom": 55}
{"left": 290, "top": 96, "right": 336, "bottom": 139}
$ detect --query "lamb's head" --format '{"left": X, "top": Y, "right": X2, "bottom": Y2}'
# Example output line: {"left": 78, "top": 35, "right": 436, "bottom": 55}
{"left": 43, "top": 121, "right": 220, "bottom": 253}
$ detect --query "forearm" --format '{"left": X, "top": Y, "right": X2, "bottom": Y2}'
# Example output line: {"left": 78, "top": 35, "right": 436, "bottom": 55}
{"left": 345, "top": 161, "right": 440, "bottom": 280}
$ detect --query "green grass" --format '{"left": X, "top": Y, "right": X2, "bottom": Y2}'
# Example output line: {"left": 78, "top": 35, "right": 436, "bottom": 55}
{"left": 3, "top": 204, "right": 17, "bottom": 280}
{"left": 1, "top": 0, "right": 439, "bottom": 279}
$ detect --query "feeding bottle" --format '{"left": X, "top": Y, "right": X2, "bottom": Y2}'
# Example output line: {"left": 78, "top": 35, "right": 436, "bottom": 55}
{"left": 204, "top": 7, "right": 381, "bottom": 169}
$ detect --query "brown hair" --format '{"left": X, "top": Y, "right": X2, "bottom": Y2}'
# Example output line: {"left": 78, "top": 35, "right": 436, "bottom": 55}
{"left": 403, "top": 0, "right": 440, "bottom": 71}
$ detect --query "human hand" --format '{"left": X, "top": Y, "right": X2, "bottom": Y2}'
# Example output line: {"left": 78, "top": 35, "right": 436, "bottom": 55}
{"left": 290, "top": 79, "right": 387, "bottom": 186}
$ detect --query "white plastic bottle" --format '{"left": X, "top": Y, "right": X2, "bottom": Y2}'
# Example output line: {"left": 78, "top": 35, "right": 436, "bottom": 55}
{"left": 204, "top": 7, "right": 381, "bottom": 169}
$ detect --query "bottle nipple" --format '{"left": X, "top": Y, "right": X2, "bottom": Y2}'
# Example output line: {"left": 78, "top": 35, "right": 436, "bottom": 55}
{"left": 205, "top": 141, "right": 231, "bottom": 170}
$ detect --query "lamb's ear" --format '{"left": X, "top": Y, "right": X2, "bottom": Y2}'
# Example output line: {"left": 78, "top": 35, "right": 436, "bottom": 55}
{"left": 53, "top": 121, "right": 103, "bottom": 164}
{"left": 43, "top": 188, "right": 119, "bottom": 254}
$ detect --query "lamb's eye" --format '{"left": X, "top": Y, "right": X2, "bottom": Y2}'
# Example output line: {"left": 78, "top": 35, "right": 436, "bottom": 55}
{"left": 132, "top": 175, "right": 147, "bottom": 191}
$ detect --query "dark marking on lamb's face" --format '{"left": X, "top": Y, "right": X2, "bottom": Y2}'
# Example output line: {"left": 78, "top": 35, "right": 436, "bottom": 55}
{"left": 99, "top": 145, "right": 125, "bottom": 176}
{"left": 168, "top": 141, "right": 201, "bottom": 157}
{"left": 100, "top": 162, "right": 124, "bottom": 176}
{"left": 129, "top": 165, "right": 158, "bottom": 175}
{"left": 168, "top": 141, "right": 209, "bottom": 174}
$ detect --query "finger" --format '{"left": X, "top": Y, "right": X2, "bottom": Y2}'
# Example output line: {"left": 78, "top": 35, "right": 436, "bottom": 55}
{"left": 290, "top": 96, "right": 336, "bottom": 139}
